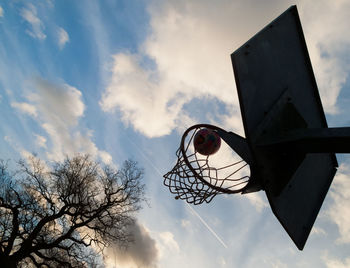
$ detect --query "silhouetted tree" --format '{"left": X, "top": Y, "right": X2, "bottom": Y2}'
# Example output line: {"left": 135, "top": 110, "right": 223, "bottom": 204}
{"left": 0, "top": 155, "right": 145, "bottom": 267}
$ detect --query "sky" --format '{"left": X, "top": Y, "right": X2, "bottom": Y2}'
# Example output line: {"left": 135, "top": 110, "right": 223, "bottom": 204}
{"left": 1, "top": 0, "right": 350, "bottom": 267}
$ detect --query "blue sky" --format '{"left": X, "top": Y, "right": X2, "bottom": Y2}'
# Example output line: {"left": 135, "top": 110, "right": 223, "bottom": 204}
{"left": 1, "top": 0, "right": 350, "bottom": 267}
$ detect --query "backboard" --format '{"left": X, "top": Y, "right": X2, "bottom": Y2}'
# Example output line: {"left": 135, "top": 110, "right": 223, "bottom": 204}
{"left": 231, "top": 5, "right": 338, "bottom": 250}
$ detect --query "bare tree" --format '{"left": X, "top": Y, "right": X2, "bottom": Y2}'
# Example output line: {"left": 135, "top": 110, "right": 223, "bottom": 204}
{"left": 0, "top": 155, "right": 145, "bottom": 267}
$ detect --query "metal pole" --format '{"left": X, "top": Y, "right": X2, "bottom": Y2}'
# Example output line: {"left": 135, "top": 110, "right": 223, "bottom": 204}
{"left": 257, "top": 127, "right": 350, "bottom": 153}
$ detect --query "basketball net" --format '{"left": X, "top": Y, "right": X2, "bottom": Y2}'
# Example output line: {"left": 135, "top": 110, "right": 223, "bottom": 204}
{"left": 163, "top": 124, "right": 250, "bottom": 205}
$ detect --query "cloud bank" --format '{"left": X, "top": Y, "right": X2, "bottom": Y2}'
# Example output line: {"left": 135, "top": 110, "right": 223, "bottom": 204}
{"left": 100, "top": 0, "right": 350, "bottom": 137}
{"left": 100, "top": 0, "right": 246, "bottom": 138}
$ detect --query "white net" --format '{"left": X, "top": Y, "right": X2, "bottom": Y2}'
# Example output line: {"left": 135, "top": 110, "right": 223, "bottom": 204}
{"left": 163, "top": 125, "right": 250, "bottom": 204}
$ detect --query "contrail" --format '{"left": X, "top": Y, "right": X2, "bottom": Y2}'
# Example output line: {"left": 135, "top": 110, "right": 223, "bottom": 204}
{"left": 185, "top": 203, "right": 228, "bottom": 248}
{"left": 125, "top": 136, "right": 164, "bottom": 176}
{"left": 126, "top": 136, "right": 228, "bottom": 249}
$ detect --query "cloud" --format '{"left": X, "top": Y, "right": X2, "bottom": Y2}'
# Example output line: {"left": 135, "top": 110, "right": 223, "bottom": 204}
{"left": 3, "top": 137, "right": 44, "bottom": 167}
{"left": 100, "top": 53, "right": 183, "bottom": 137}
{"left": 11, "top": 102, "right": 38, "bottom": 117}
{"left": 20, "top": 4, "right": 46, "bottom": 40}
{"left": 30, "top": 78, "right": 85, "bottom": 127}
{"left": 57, "top": 27, "right": 69, "bottom": 49}
{"left": 244, "top": 192, "right": 268, "bottom": 212}
{"left": 105, "top": 221, "right": 159, "bottom": 268}
{"left": 100, "top": 0, "right": 350, "bottom": 138}
{"left": 323, "top": 255, "right": 350, "bottom": 268}
{"left": 268, "top": 259, "right": 288, "bottom": 268}
{"left": 9, "top": 77, "right": 112, "bottom": 164}
{"left": 100, "top": 0, "right": 249, "bottom": 138}
{"left": 98, "top": 150, "right": 113, "bottom": 165}
{"left": 34, "top": 134, "right": 47, "bottom": 149}
{"left": 326, "top": 163, "right": 350, "bottom": 244}
{"left": 311, "top": 226, "right": 326, "bottom": 236}
{"left": 153, "top": 231, "right": 180, "bottom": 264}
{"left": 0, "top": 5, "right": 4, "bottom": 17}
{"left": 158, "top": 232, "right": 179, "bottom": 252}
{"left": 299, "top": 0, "right": 350, "bottom": 114}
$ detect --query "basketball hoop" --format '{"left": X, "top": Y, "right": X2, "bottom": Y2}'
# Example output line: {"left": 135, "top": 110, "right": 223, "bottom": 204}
{"left": 161, "top": 5, "right": 350, "bottom": 250}
{"left": 163, "top": 124, "right": 250, "bottom": 205}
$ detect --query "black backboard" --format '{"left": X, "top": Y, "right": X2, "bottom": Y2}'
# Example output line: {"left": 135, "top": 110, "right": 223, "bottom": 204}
{"left": 231, "top": 5, "right": 338, "bottom": 250}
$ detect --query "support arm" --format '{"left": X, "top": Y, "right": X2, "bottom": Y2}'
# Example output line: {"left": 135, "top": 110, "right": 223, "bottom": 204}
{"left": 257, "top": 127, "right": 350, "bottom": 153}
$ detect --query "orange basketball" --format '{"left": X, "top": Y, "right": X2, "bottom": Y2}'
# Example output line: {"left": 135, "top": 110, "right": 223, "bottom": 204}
{"left": 193, "top": 128, "right": 221, "bottom": 156}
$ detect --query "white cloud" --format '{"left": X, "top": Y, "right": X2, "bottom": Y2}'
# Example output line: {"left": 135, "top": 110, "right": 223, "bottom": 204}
{"left": 4, "top": 137, "right": 45, "bottom": 168}
{"left": 20, "top": 4, "right": 46, "bottom": 40}
{"left": 323, "top": 255, "right": 350, "bottom": 268}
{"left": 154, "top": 231, "right": 180, "bottom": 262}
{"left": 30, "top": 78, "right": 85, "bottom": 127}
{"left": 98, "top": 150, "right": 113, "bottom": 165}
{"left": 11, "top": 102, "right": 38, "bottom": 117}
{"left": 100, "top": 0, "right": 250, "bottom": 138}
{"left": 326, "top": 163, "right": 350, "bottom": 244}
{"left": 100, "top": 53, "right": 183, "bottom": 137}
{"left": 311, "top": 226, "right": 326, "bottom": 236}
{"left": 27, "top": 79, "right": 87, "bottom": 160}
{"left": 34, "top": 134, "right": 47, "bottom": 149}
{"left": 0, "top": 5, "right": 4, "bottom": 17}
{"left": 100, "top": 0, "right": 350, "bottom": 138}
{"left": 299, "top": 0, "right": 350, "bottom": 114}
{"left": 159, "top": 232, "right": 179, "bottom": 252}
{"left": 10, "top": 77, "right": 111, "bottom": 164}
{"left": 20, "top": 150, "right": 36, "bottom": 164}
{"left": 105, "top": 221, "right": 159, "bottom": 268}
{"left": 217, "top": 107, "right": 246, "bottom": 137}
{"left": 57, "top": 27, "right": 69, "bottom": 49}
{"left": 244, "top": 192, "right": 268, "bottom": 212}
{"left": 268, "top": 259, "right": 288, "bottom": 268}
{"left": 18, "top": 150, "right": 51, "bottom": 174}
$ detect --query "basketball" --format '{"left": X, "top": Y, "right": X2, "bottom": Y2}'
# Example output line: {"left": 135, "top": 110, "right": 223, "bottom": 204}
{"left": 193, "top": 128, "right": 221, "bottom": 156}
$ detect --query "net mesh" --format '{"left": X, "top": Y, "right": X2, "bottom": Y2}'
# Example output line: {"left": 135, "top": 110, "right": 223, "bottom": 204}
{"left": 163, "top": 125, "right": 250, "bottom": 205}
